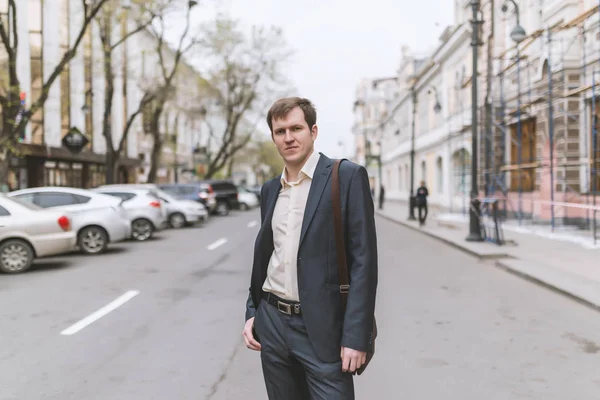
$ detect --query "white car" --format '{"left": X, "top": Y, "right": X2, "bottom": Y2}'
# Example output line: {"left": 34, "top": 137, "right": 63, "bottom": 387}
{"left": 157, "top": 190, "right": 209, "bottom": 228}
{"left": 93, "top": 186, "right": 167, "bottom": 241}
{"left": 237, "top": 187, "right": 259, "bottom": 210}
{"left": 8, "top": 187, "right": 131, "bottom": 255}
{"left": 0, "top": 195, "right": 77, "bottom": 273}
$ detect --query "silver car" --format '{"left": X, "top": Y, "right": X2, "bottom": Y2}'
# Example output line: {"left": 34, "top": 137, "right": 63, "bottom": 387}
{"left": 8, "top": 187, "right": 131, "bottom": 255}
{"left": 157, "top": 190, "right": 209, "bottom": 228}
{"left": 93, "top": 186, "right": 167, "bottom": 241}
{"left": 0, "top": 195, "right": 77, "bottom": 273}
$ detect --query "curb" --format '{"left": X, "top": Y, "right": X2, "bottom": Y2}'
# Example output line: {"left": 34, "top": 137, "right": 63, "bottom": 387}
{"left": 495, "top": 259, "right": 600, "bottom": 311}
{"left": 376, "top": 211, "right": 511, "bottom": 260}
{"left": 377, "top": 210, "right": 600, "bottom": 312}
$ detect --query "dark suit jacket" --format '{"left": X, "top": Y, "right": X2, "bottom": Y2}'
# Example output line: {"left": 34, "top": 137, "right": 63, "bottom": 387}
{"left": 245, "top": 153, "right": 378, "bottom": 363}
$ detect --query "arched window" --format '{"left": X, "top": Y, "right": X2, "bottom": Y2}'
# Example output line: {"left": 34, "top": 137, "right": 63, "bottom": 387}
{"left": 398, "top": 166, "right": 403, "bottom": 190}
{"left": 452, "top": 149, "right": 471, "bottom": 194}
{"left": 436, "top": 156, "right": 443, "bottom": 193}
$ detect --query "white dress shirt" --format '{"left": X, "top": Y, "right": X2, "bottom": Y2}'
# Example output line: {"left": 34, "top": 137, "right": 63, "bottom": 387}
{"left": 262, "top": 150, "right": 321, "bottom": 302}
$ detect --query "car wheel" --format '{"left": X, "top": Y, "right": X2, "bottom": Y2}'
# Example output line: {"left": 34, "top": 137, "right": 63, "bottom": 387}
{"left": 0, "top": 239, "right": 34, "bottom": 274}
{"left": 131, "top": 218, "right": 154, "bottom": 241}
{"left": 216, "top": 202, "right": 230, "bottom": 216}
{"left": 169, "top": 212, "right": 186, "bottom": 229}
{"left": 78, "top": 226, "right": 109, "bottom": 255}
{"left": 239, "top": 203, "right": 249, "bottom": 211}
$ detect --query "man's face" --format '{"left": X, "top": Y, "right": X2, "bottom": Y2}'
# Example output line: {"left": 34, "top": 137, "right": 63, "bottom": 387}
{"left": 271, "top": 107, "right": 317, "bottom": 167}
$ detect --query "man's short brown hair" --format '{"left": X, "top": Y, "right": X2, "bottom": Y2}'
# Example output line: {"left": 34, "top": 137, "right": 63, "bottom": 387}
{"left": 266, "top": 97, "right": 317, "bottom": 133}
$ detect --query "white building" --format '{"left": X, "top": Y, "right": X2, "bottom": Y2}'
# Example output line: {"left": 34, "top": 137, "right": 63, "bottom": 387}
{"left": 3, "top": 0, "right": 204, "bottom": 189}
{"left": 355, "top": 0, "right": 600, "bottom": 226}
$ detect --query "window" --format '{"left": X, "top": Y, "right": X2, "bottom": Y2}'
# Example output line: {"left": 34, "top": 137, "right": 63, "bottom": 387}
{"left": 590, "top": 103, "right": 600, "bottom": 193}
{"left": 509, "top": 118, "right": 536, "bottom": 192}
{"left": 89, "top": 164, "right": 106, "bottom": 188}
{"left": 43, "top": 161, "right": 83, "bottom": 187}
{"left": 13, "top": 193, "right": 36, "bottom": 204}
{"left": 0, "top": 205, "right": 10, "bottom": 216}
{"left": 420, "top": 160, "right": 427, "bottom": 183}
{"left": 60, "top": 0, "right": 70, "bottom": 140}
{"left": 36, "top": 192, "right": 78, "bottom": 208}
{"left": 73, "top": 194, "right": 91, "bottom": 204}
{"left": 83, "top": 26, "right": 93, "bottom": 150}
{"left": 452, "top": 149, "right": 471, "bottom": 195}
{"left": 8, "top": 195, "right": 42, "bottom": 210}
{"left": 398, "top": 166, "right": 403, "bottom": 190}
{"left": 436, "top": 157, "right": 443, "bottom": 193}
{"left": 102, "top": 192, "right": 136, "bottom": 201}
{"left": 29, "top": 0, "right": 44, "bottom": 144}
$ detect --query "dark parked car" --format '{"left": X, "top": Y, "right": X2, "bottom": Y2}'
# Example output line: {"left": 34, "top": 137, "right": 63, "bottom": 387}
{"left": 199, "top": 180, "right": 240, "bottom": 216}
{"left": 157, "top": 183, "right": 217, "bottom": 214}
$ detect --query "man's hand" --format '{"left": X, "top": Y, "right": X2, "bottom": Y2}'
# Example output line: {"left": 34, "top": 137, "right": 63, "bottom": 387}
{"left": 340, "top": 346, "right": 367, "bottom": 373}
{"left": 242, "top": 317, "right": 261, "bottom": 351}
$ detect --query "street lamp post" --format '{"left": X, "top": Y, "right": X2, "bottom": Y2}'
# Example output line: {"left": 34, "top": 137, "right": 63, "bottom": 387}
{"left": 408, "top": 86, "right": 418, "bottom": 220}
{"left": 466, "top": 0, "right": 484, "bottom": 242}
{"left": 502, "top": 0, "right": 527, "bottom": 225}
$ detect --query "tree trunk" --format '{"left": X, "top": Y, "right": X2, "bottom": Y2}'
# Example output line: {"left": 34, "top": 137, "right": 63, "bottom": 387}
{"left": 146, "top": 107, "right": 164, "bottom": 183}
{"left": 0, "top": 151, "right": 11, "bottom": 190}
{"left": 226, "top": 154, "right": 235, "bottom": 179}
{"left": 101, "top": 23, "right": 117, "bottom": 184}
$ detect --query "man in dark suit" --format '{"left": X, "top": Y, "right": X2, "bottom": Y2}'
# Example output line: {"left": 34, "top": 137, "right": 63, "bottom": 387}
{"left": 242, "top": 97, "right": 378, "bottom": 399}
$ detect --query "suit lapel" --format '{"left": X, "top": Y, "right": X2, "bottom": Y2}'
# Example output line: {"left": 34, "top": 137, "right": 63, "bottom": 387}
{"left": 262, "top": 177, "right": 281, "bottom": 232}
{"left": 299, "top": 154, "right": 332, "bottom": 247}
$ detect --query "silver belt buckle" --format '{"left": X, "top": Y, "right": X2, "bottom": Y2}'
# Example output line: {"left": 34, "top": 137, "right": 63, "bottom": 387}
{"left": 277, "top": 301, "right": 292, "bottom": 315}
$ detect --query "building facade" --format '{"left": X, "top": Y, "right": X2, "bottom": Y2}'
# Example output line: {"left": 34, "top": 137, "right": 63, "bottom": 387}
{"left": 354, "top": 0, "right": 600, "bottom": 227}
{"left": 2, "top": 0, "right": 203, "bottom": 190}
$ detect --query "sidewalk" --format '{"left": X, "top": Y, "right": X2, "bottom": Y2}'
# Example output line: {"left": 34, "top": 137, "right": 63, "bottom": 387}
{"left": 376, "top": 200, "right": 600, "bottom": 310}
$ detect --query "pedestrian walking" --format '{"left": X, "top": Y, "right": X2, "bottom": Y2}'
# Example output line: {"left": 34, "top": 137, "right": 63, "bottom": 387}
{"left": 378, "top": 185, "right": 385, "bottom": 210}
{"left": 242, "top": 97, "right": 378, "bottom": 400}
{"left": 416, "top": 180, "right": 429, "bottom": 226}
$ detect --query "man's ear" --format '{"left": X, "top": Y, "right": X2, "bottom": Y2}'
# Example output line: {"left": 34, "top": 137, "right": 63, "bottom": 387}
{"left": 311, "top": 124, "right": 318, "bottom": 141}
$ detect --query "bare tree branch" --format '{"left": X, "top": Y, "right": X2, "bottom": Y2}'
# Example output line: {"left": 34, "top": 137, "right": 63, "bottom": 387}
{"left": 9, "top": 0, "right": 17, "bottom": 51}
{"left": 111, "top": 20, "right": 152, "bottom": 50}
{"left": 7, "top": 0, "right": 109, "bottom": 139}
{"left": 117, "top": 91, "right": 155, "bottom": 155}
{"left": 0, "top": 2, "right": 13, "bottom": 58}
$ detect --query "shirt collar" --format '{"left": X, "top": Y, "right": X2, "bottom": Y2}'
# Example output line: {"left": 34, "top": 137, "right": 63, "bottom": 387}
{"left": 280, "top": 150, "right": 321, "bottom": 186}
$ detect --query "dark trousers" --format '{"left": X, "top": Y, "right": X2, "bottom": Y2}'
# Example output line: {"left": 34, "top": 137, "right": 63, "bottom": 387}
{"left": 254, "top": 299, "right": 354, "bottom": 400}
{"left": 418, "top": 203, "right": 428, "bottom": 224}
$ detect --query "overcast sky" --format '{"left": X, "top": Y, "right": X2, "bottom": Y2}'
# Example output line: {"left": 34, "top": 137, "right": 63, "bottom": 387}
{"left": 180, "top": 0, "right": 455, "bottom": 159}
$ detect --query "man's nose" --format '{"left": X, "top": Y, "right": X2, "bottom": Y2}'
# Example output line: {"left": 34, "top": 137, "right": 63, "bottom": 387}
{"left": 283, "top": 131, "right": 294, "bottom": 141}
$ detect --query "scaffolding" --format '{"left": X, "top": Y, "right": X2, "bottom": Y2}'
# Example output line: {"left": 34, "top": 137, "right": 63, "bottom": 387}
{"left": 479, "top": 3, "right": 600, "bottom": 244}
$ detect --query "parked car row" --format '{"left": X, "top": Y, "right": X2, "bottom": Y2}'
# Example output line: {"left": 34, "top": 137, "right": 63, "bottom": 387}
{"left": 0, "top": 181, "right": 260, "bottom": 274}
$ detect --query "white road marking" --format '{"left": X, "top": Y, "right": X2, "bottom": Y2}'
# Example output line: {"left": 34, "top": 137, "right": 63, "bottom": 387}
{"left": 247, "top": 220, "right": 257, "bottom": 228}
{"left": 207, "top": 238, "right": 228, "bottom": 250}
{"left": 60, "top": 290, "right": 140, "bottom": 336}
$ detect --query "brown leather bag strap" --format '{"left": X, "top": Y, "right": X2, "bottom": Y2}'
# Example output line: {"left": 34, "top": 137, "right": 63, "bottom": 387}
{"left": 332, "top": 159, "right": 349, "bottom": 309}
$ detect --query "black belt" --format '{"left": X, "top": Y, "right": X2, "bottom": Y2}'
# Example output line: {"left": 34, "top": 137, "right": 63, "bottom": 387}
{"left": 262, "top": 291, "right": 301, "bottom": 315}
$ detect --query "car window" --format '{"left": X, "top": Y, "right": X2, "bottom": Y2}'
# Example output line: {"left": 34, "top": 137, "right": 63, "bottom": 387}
{"left": 238, "top": 187, "right": 248, "bottom": 193}
{"left": 102, "top": 192, "right": 136, "bottom": 201}
{"left": 160, "top": 186, "right": 179, "bottom": 196}
{"left": 181, "top": 186, "right": 198, "bottom": 195}
{"left": 13, "top": 193, "right": 35, "bottom": 204}
{"left": 0, "top": 205, "right": 10, "bottom": 216}
{"left": 73, "top": 194, "right": 91, "bottom": 204}
{"left": 146, "top": 190, "right": 161, "bottom": 200}
{"left": 6, "top": 196, "right": 42, "bottom": 211}
{"left": 36, "top": 192, "right": 78, "bottom": 208}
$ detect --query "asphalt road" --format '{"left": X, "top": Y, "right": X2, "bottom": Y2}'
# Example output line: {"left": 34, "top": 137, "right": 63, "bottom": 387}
{"left": 1, "top": 210, "right": 599, "bottom": 399}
